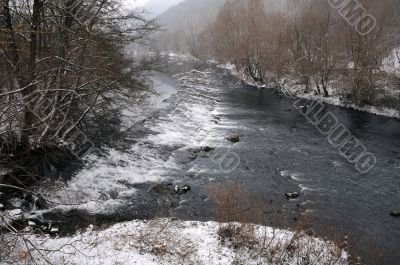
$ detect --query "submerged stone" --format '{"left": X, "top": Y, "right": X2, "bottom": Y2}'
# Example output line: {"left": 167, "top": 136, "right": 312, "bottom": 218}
{"left": 285, "top": 192, "right": 300, "bottom": 200}
{"left": 180, "top": 185, "right": 191, "bottom": 194}
{"left": 227, "top": 135, "right": 240, "bottom": 143}
{"left": 174, "top": 184, "right": 191, "bottom": 195}
{"left": 151, "top": 183, "right": 191, "bottom": 195}
{"left": 201, "top": 146, "right": 214, "bottom": 152}
{"left": 50, "top": 226, "right": 60, "bottom": 234}
{"left": 390, "top": 210, "right": 400, "bottom": 217}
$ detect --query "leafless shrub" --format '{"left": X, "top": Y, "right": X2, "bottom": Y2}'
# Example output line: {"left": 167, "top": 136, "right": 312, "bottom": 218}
{"left": 135, "top": 219, "right": 197, "bottom": 265}
{"left": 208, "top": 182, "right": 349, "bottom": 265}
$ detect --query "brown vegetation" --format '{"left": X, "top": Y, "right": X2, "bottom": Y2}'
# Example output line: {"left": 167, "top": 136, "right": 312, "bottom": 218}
{"left": 188, "top": 0, "right": 400, "bottom": 106}
{"left": 208, "top": 181, "right": 351, "bottom": 265}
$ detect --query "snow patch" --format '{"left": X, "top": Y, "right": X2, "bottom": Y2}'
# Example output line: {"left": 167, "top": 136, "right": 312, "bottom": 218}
{"left": 5, "top": 219, "right": 348, "bottom": 265}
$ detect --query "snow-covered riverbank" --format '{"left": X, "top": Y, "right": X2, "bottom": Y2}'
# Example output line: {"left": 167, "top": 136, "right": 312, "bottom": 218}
{"left": 3, "top": 219, "right": 348, "bottom": 265}
{"left": 219, "top": 62, "right": 400, "bottom": 119}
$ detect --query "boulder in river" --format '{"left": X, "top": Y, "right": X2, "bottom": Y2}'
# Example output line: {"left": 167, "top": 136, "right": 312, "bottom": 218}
{"left": 180, "top": 185, "right": 191, "bottom": 194}
{"left": 50, "top": 226, "right": 60, "bottom": 234}
{"left": 227, "top": 135, "right": 240, "bottom": 143}
{"left": 285, "top": 192, "right": 300, "bottom": 200}
{"left": 390, "top": 210, "right": 400, "bottom": 217}
{"left": 190, "top": 148, "right": 201, "bottom": 153}
{"left": 174, "top": 184, "right": 191, "bottom": 195}
{"left": 152, "top": 183, "right": 191, "bottom": 195}
{"left": 201, "top": 146, "right": 214, "bottom": 152}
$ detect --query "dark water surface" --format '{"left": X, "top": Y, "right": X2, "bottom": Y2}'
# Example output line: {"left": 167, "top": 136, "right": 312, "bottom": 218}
{"left": 165, "top": 60, "right": 400, "bottom": 264}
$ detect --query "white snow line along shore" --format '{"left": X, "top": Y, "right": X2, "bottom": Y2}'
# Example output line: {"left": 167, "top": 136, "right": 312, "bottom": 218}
{"left": 219, "top": 63, "right": 400, "bottom": 119}
{"left": 4, "top": 219, "right": 348, "bottom": 265}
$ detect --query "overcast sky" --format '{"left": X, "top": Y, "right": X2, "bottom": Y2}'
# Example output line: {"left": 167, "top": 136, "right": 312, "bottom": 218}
{"left": 123, "top": 0, "right": 151, "bottom": 8}
{"left": 122, "top": 0, "right": 184, "bottom": 15}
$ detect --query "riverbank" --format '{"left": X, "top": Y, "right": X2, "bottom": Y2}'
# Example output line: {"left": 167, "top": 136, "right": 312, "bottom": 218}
{"left": 2, "top": 219, "right": 348, "bottom": 265}
{"left": 218, "top": 62, "right": 400, "bottom": 119}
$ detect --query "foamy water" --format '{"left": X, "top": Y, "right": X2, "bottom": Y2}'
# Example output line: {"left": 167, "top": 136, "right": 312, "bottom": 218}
{"left": 41, "top": 69, "right": 223, "bottom": 211}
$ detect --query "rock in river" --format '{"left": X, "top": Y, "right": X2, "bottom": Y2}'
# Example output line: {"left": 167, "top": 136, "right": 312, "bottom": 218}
{"left": 174, "top": 184, "right": 191, "bottom": 195}
{"left": 180, "top": 185, "right": 191, "bottom": 194}
{"left": 152, "top": 183, "right": 191, "bottom": 195}
{"left": 227, "top": 135, "right": 240, "bottom": 143}
{"left": 390, "top": 210, "right": 400, "bottom": 217}
{"left": 285, "top": 192, "right": 300, "bottom": 200}
{"left": 201, "top": 146, "right": 214, "bottom": 152}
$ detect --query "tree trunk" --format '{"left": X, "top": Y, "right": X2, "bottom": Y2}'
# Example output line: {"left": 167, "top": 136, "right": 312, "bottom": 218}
{"left": 1, "top": 0, "right": 23, "bottom": 83}
{"left": 20, "top": 0, "right": 43, "bottom": 147}
{"left": 322, "top": 85, "right": 329, "bottom": 97}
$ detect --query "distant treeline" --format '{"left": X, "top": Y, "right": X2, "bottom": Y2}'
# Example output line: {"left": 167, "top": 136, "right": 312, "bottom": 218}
{"left": 160, "top": 0, "right": 400, "bottom": 106}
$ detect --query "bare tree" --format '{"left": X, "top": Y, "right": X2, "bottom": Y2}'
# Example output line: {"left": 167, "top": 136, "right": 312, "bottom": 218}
{"left": 200, "top": 0, "right": 400, "bottom": 104}
{"left": 0, "top": 0, "right": 158, "bottom": 156}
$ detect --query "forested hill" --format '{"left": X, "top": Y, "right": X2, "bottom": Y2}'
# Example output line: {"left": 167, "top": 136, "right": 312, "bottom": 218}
{"left": 144, "top": 0, "right": 183, "bottom": 15}
{"left": 153, "top": 0, "right": 290, "bottom": 54}
{"left": 154, "top": 0, "right": 226, "bottom": 54}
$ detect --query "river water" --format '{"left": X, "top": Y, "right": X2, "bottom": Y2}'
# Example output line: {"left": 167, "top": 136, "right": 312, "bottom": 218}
{"left": 34, "top": 58, "right": 400, "bottom": 264}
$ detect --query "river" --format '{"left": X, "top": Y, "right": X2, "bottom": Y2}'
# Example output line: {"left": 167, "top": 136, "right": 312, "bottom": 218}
{"left": 32, "top": 58, "right": 400, "bottom": 264}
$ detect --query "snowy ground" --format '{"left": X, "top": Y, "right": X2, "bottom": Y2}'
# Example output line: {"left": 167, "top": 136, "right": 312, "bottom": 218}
{"left": 3, "top": 219, "right": 348, "bottom": 265}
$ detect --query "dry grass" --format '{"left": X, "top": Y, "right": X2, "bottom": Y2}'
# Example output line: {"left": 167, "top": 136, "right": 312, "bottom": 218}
{"left": 208, "top": 181, "right": 349, "bottom": 265}
{"left": 136, "top": 219, "right": 197, "bottom": 265}
{"left": 208, "top": 182, "right": 249, "bottom": 223}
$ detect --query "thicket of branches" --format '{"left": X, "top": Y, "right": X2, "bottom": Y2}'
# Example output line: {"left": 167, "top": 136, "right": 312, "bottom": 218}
{"left": 197, "top": 0, "right": 400, "bottom": 105}
{"left": 0, "top": 0, "right": 157, "bottom": 157}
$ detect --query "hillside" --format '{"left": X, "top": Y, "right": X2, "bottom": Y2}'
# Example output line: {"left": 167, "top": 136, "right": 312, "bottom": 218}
{"left": 144, "top": 0, "right": 184, "bottom": 15}
{"left": 154, "top": 0, "right": 226, "bottom": 54}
